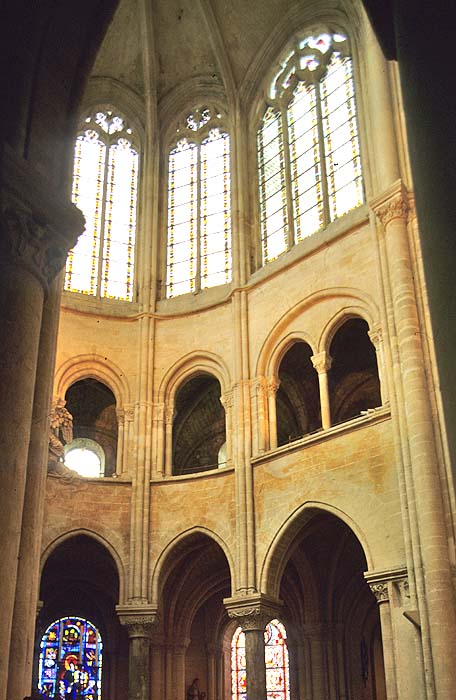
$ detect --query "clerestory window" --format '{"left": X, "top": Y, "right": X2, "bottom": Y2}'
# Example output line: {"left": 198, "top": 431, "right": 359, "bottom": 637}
{"left": 65, "top": 108, "right": 139, "bottom": 301}
{"left": 257, "top": 30, "right": 364, "bottom": 264}
{"left": 166, "top": 106, "right": 232, "bottom": 298}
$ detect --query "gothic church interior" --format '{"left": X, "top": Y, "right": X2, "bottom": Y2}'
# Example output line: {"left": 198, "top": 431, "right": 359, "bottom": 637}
{"left": 1, "top": 1, "right": 456, "bottom": 699}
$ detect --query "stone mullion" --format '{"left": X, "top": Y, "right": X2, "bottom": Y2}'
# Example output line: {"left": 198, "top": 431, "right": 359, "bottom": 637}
{"left": 374, "top": 182, "right": 456, "bottom": 698}
{"left": 311, "top": 351, "right": 332, "bottom": 430}
{"left": 232, "top": 103, "right": 248, "bottom": 286}
{"left": 7, "top": 274, "right": 63, "bottom": 700}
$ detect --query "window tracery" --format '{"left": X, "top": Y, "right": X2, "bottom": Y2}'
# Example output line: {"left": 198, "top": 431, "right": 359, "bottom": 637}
{"left": 258, "top": 30, "right": 364, "bottom": 263}
{"left": 65, "top": 108, "right": 139, "bottom": 301}
{"left": 166, "top": 105, "right": 232, "bottom": 298}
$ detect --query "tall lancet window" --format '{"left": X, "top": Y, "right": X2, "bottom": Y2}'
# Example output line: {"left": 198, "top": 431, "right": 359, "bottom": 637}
{"left": 65, "top": 109, "right": 139, "bottom": 301}
{"left": 166, "top": 106, "right": 231, "bottom": 298}
{"left": 258, "top": 30, "right": 364, "bottom": 263}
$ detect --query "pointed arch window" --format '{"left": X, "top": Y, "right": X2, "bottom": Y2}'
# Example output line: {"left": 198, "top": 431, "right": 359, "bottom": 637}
{"left": 38, "top": 616, "right": 103, "bottom": 699}
{"left": 65, "top": 109, "right": 139, "bottom": 301}
{"left": 231, "top": 619, "right": 290, "bottom": 700}
{"left": 166, "top": 106, "right": 232, "bottom": 298}
{"left": 258, "top": 30, "right": 364, "bottom": 263}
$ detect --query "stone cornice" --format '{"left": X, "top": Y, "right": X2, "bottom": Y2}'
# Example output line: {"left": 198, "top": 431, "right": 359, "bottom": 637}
{"left": 1, "top": 147, "right": 84, "bottom": 289}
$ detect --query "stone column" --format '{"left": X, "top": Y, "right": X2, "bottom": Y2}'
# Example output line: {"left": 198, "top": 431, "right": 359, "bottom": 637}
{"left": 368, "top": 325, "right": 389, "bottom": 404}
{"left": 150, "top": 636, "right": 164, "bottom": 700}
{"left": 301, "top": 624, "right": 328, "bottom": 699}
{"left": 152, "top": 402, "right": 165, "bottom": 477}
{"left": 7, "top": 274, "right": 64, "bottom": 700}
{"left": 206, "top": 642, "right": 217, "bottom": 700}
{"left": 311, "top": 352, "right": 332, "bottom": 430}
{"left": 224, "top": 594, "right": 282, "bottom": 700}
{"left": 367, "top": 580, "right": 398, "bottom": 700}
{"left": 117, "top": 606, "right": 158, "bottom": 700}
{"left": 220, "top": 390, "right": 233, "bottom": 466}
{"left": 251, "top": 377, "right": 268, "bottom": 455}
{"left": 116, "top": 408, "right": 125, "bottom": 476}
{"left": 164, "top": 406, "right": 174, "bottom": 476}
{"left": 0, "top": 157, "right": 83, "bottom": 698}
{"left": 266, "top": 378, "right": 280, "bottom": 450}
{"left": 372, "top": 182, "right": 456, "bottom": 698}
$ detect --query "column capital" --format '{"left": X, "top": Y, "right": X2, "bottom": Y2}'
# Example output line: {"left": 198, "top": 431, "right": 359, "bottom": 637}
{"left": 266, "top": 377, "right": 280, "bottom": 396}
{"left": 370, "top": 180, "right": 409, "bottom": 227}
{"left": 220, "top": 390, "right": 233, "bottom": 410}
{"left": 1, "top": 148, "right": 84, "bottom": 291}
{"left": 311, "top": 351, "right": 333, "bottom": 374}
{"left": 116, "top": 603, "right": 160, "bottom": 638}
{"left": 365, "top": 566, "right": 408, "bottom": 605}
{"left": 152, "top": 402, "right": 165, "bottom": 422}
{"left": 223, "top": 594, "right": 282, "bottom": 630}
{"left": 368, "top": 325, "right": 383, "bottom": 350}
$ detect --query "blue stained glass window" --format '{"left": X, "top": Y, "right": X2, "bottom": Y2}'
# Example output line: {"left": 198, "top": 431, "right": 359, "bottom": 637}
{"left": 38, "top": 616, "right": 102, "bottom": 699}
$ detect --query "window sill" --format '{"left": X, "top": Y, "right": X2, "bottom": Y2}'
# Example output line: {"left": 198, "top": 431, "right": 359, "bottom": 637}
{"left": 61, "top": 290, "right": 140, "bottom": 318}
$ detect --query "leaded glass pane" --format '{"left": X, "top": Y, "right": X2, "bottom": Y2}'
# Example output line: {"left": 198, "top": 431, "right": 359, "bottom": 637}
{"left": 231, "top": 627, "right": 247, "bottom": 700}
{"left": 288, "top": 81, "right": 323, "bottom": 240}
{"left": 321, "top": 53, "right": 363, "bottom": 220}
{"left": 166, "top": 140, "right": 198, "bottom": 297}
{"left": 258, "top": 107, "right": 288, "bottom": 262}
{"left": 264, "top": 619, "right": 290, "bottom": 700}
{"left": 66, "top": 132, "right": 106, "bottom": 296}
{"left": 101, "top": 138, "right": 138, "bottom": 300}
{"left": 38, "top": 616, "right": 102, "bottom": 700}
{"left": 200, "top": 129, "right": 231, "bottom": 290}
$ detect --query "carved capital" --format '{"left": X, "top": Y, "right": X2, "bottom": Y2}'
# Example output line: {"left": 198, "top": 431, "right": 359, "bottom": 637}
{"left": 116, "top": 604, "right": 159, "bottom": 639}
{"left": 371, "top": 181, "right": 409, "bottom": 227}
{"left": 224, "top": 594, "right": 282, "bottom": 631}
{"left": 311, "top": 351, "right": 332, "bottom": 374}
{"left": 369, "top": 582, "right": 389, "bottom": 603}
{"left": 266, "top": 378, "right": 280, "bottom": 396}
{"left": 220, "top": 390, "right": 233, "bottom": 410}
{"left": 152, "top": 402, "right": 165, "bottom": 422}
{"left": 116, "top": 408, "right": 125, "bottom": 425}
{"left": 365, "top": 566, "right": 408, "bottom": 605}
{"left": 165, "top": 406, "right": 175, "bottom": 424}
{"left": 1, "top": 188, "right": 84, "bottom": 291}
{"left": 123, "top": 404, "right": 135, "bottom": 422}
{"left": 368, "top": 326, "right": 383, "bottom": 350}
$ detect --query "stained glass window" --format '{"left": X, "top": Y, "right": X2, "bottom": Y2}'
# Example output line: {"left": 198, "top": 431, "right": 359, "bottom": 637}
{"left": 265, "top": 619, "right": 290, "bottom": 700}
{"left": 258, "top": 30, "right": 364, "bottom": 263}
{"left": 231, "top": 620, "right": 290, "bottom": 700}
{"left": 65, "top": 109, "right": 138, "bottom": 301}
{"left": 231, "top": 627, "right": 247, "bottom": 700}
{"left": 38, "top": 616, "right": 102, "bottom": 699}
{"left": 166, "top": 106, "right": 231, "bottom": 298}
